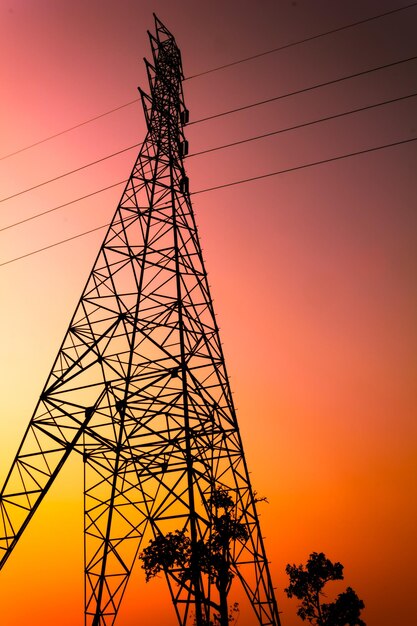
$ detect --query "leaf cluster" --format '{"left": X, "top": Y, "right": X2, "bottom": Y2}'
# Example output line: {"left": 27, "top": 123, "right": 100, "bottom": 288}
{"left": 285, "top": 552, "right": 343, "bottom": 601}
{"left": 140, "top": 529, "right": 191, "bottom": 582}
{"left": 285, "top": 552, "right": 365, "bottom": 626}
{"left": 322, "top": 588, "right": 365, "bottom": 626}
{"left": 200, "top": 514, "right": 248, "bottom": 587}
{"left": 208, "top": 486, "right": 234, "bottom": 511}
{"left": 139, "top": 487, "right": 248, "bottom": 585}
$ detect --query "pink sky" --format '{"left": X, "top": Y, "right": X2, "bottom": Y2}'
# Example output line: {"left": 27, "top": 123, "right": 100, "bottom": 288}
{"left": 0, "top": 1, "right": 416, "bottom": 624}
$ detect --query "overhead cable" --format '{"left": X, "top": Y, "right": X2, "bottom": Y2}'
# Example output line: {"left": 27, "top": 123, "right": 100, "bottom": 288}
{"left": 185, "top": 2, "right": 417, "bottom": 79}
{"left": 0, "top": 145, "right": 140, "bottom": 204}
{"left": 0, "top": 99, "right": 140, "bottom": 162}
{"left": 193, "top": 136, "right": 417, "bottom": 195}
{"left": 191, "top": 92, "right": 417, "bottom": 155}
{"left": 188, "top": 54, "right": 417, "bottom": 126}
{"left": 1, "top": 92, "right": 416, "bottom": 233}
{"left": 2, "top": 2, "right": 416, "bottom": 161}
{"left": 1, "top": 136, "right": 415, "bottom": 268}
{"left": 0, "top": 180, "right": 128, "bottom": 234}
{"left": 1, "top": 53, "right": 416, "bottom": 206}
{"left": 0, "top": 223, "right": 116, "bottom": 268}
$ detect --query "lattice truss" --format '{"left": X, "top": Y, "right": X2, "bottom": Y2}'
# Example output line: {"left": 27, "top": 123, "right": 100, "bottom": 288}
{"left": 0, "top": 15, "right": 280, "bottom": 626}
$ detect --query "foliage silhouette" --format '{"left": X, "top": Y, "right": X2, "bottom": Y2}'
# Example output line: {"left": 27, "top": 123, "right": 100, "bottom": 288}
{"left": 285, "top": 552, "right": 365, "bottom": 626}
{"left": 140, "top": 529, "right": 191, "bottom": 582}
{"left": 139, "top": 487, "right": 248, "bottom": 626}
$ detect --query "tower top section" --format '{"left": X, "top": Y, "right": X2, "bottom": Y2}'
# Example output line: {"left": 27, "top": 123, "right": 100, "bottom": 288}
{"left": 139, "top": 14, "right": 188, "bottom": 141}
{"left": 146, "top": 14, "right": 184, "bottom": 81}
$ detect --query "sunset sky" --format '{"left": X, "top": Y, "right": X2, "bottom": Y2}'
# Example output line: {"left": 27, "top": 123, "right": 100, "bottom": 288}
{"left": 0, "top": 1, "right": 416, "bottom": 625}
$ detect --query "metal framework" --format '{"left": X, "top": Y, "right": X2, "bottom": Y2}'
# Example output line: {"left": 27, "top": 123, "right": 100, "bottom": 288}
{"left": 0, "top": 15, "right": 281, "bottom": 626}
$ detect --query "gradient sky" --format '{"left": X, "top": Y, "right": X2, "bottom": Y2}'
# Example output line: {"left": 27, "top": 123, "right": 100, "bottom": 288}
{"left": 0, "top": 1, "right": 416, "bottom": 625}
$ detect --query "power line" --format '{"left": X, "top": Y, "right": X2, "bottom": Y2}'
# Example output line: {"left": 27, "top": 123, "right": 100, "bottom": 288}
{"left": 1, "top": 92, "right": 416, "bottom": 233}
{"left": 193, "top": 136, "right": 417, "bottom": 195}
{"left": 2, "top": 2, "right": 416, "bottom": 162}
{"left": 0, "top": 180, "right": 128, "bottom": 233}
{"left": 191, "top": 92, "right": 417, "bottom": 157}
{"left": 188, "top": 54, "right": 417, "bottom": 126}
{"left": 0, "top": 99, "right": 140, "bottom": 162}
{"left": 185, "top": 2, "right": 417, "bottom": 79}
{"left": 1, "top": 136, "right": 415, "bottom": 268}
{"left": 0, "top": 144, "right": 140, "bottom": 204}
{"left": 2, "top": 50, "right": 416, "bottom": 207}
{"left": 0, "top": 223, "right": 115, "bottom": 268}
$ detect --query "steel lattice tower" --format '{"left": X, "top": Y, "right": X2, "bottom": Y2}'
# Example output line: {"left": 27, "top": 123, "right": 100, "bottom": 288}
{"left": 0, "top": 16, "right": 280, "bottom": 626}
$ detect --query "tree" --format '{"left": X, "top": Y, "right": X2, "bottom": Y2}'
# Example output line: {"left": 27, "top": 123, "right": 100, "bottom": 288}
{"left": 201, "top": 487, "right": 248, "bottom": 625}
{"left": 139, "top": 487, "right": 248, "bottom": 626}
{"left": 285, "top": 552, "right": 365, "bottom": 626}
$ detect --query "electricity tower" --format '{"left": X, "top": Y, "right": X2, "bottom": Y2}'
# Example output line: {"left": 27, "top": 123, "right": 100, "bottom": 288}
{"left": 0, "top": 15, "right": 280, "bottom": 626}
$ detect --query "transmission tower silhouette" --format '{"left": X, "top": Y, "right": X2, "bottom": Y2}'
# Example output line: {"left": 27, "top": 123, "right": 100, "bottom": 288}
{"left": 0, "top": 16, "right": 280, "bottom": 626}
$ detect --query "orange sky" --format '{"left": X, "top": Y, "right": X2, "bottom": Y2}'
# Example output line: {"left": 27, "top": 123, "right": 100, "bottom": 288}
{"left": 0, "top": 1, "right": 416, "bottom": 625}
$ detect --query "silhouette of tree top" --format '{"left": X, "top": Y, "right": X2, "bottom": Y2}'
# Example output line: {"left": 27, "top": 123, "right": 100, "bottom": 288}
{"left": 139, "top": 486, "right": 249, "bottom": 626}
{"left": 140, "top": 529, "right": 191, "bottom": 582}
{"left": 285, "top": 552, "right": 365, "bottom": 626}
